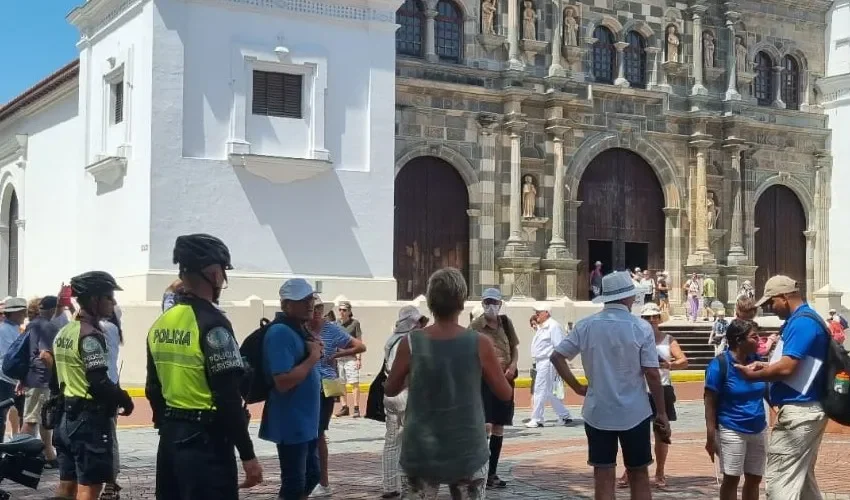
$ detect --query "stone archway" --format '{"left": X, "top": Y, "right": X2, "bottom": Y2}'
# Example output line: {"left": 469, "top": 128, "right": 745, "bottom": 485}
{"left": 393, "top": 156, "right": 470, "bottom": 299}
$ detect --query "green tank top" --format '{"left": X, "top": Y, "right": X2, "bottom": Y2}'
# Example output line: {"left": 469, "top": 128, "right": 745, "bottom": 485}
{"left": 400, "top": 329, "right": 488, "bottom": 483}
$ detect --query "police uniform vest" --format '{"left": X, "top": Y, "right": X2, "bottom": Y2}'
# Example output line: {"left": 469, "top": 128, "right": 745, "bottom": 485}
{"left": 53, "top": 321, "right": 93, "bottom": 400}
{"left": 147, "top": 304, "right": 215, "bottom": 410}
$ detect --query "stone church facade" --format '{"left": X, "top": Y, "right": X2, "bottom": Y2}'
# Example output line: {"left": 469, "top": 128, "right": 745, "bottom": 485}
{"left": 393, "top": 0, "right": 833, "bottom": 308}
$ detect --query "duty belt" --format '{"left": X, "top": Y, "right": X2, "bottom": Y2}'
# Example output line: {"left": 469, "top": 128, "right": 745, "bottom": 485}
{"left": 164, "top": 406, "right": 216, "bottom": 425}
{"left": 63, "top": 397, "right": 110, "bottom": 416}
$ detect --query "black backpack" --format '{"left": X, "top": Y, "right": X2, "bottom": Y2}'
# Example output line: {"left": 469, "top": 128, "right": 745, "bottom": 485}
{"left": 239, "top": 317, "right": 285, "bottom": 404}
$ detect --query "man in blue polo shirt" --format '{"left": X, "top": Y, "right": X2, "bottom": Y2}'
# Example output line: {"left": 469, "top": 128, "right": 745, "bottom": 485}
{"left": 736, "top": 275, "right": 828, "bottom": 500}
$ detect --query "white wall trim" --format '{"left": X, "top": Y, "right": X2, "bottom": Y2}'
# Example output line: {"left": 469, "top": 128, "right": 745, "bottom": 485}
{"left": 180, "top": 0, "right": 400, "bottom": 26}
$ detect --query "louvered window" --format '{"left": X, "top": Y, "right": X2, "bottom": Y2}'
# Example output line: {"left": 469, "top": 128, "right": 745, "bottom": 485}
{"left": 252, "top": 70, "right": 303, "bottom": 119}
{"left": 112, "top": 82, "right": 124, "bottom": 124}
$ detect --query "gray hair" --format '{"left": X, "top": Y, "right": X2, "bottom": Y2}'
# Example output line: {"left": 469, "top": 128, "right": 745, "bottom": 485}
{"left": 426, "top": 267, "right": 468, "bottom": 319}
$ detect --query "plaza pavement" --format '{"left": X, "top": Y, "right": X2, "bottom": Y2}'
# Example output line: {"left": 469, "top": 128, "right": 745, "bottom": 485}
{"left": 6, "top": 401, "right": 850, "bottom": 499}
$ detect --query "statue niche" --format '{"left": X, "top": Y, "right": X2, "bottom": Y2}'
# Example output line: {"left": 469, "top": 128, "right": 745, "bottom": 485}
{"left": 522, "top": 0, "right": 536, "bottom": 40}
{"left": 706, "top": 191, "right": 720, "bottom": 230}
{"left": 481, "top": 0, "right": 496, "bottom": 35}
{"left": 735, "top": 36, "right": 748, "bottom": 73}
{"left": 563, "top": 7, "right": 578, "bottom": 47}
{"left": 522, "top": 175, "right": 538, "bottom": 218}
{"left": 665, "top": 25, "right": 680, "bottom": 63}
{"left": 703, "top": 32, "right": 715, "bottom": 69}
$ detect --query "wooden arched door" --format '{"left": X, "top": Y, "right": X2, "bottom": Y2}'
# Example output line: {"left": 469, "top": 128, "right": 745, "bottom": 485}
{"left": 394, "top": 157, "right": 469, "bottom": 299}
{"left": 576, "top": 148, "right": 665, "bottom": 299}
{"left": 754, "top": 185, "right": 806, "bottom": 298}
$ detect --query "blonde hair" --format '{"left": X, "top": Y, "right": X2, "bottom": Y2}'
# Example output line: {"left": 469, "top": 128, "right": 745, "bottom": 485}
{"left": 27, "top": 297, "right": 42, "bottom": 321}
{"left": 426, "top": 267, "right": 468, "bottom": 319}
{"left": 736, "top": 296, "right": 757, "bottom": 320}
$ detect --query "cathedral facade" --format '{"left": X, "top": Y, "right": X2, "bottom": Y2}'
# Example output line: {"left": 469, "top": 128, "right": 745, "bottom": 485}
{"left": 392, "top": 0, "right": 833, "bottom": 307}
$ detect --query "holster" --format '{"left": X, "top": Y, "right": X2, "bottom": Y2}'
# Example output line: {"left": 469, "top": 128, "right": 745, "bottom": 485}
{"left": 41, "top": 384, "right": 66, "bottom": 431}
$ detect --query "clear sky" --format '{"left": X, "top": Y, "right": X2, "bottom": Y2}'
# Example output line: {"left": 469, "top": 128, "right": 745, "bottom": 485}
{"left": 0, "top": 1, "right": 81, "bottom": 105}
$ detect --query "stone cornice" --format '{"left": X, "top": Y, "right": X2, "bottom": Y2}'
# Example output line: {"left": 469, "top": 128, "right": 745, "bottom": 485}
{"left": 0, "top": 134, "right": 27, "bottom": 167}
{"left": 179, "top": 0, "right": 402, "bottom": 25}
{"left": 67, "top": 0, "right": 149, "bottom": 38}
{"left": 816, "top": 73, "right": 850, "bottom": 106}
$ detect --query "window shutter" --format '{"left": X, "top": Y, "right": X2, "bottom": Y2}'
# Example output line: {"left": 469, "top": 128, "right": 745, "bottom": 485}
{"left": 252, "top": 70, "right": 268, "bottom": 115}
{"left": 114, "top": 82, "right": 124, "bottom": 124}
{"left": 252, "top": 70, "right": 303, "bottom": 119}
{"left": 282, "top": 74, "right": 302, "bottom": 119}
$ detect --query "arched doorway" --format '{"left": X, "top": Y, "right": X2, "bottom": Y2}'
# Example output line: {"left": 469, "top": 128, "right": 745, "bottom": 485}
{"left": 394, "top": 157, "right": 469, "bottom": 299}
{"left": 576, "top": 148, "right": 665, "bottom": 299}
{"left": 1, "top": 189, "right": 18, "bottom": 297}
{"left": 754, "top": 185, "right": 806, "bottom": 298}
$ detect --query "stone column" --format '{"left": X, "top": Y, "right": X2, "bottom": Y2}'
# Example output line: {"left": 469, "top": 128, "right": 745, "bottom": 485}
{"left": 646, "top": 47, "right": 661, "bottom": 88}
{"left": 504, "top": 120, "right": 527, "bottom": 256}
{"left": 688, "top": 135, "right": 715, "bottom": 265}
{"left": 724, "top": 9, "right": 741, "bottom": 101}
{"left": 691, "top": 5, "right": 708, "bottom": 95}
{"left": 813, "top": 158, "right": 831, "bottom": 292}
{"left": 663, "top": 207, "right": 684, "bottom": 309}
{"left": 548, "top": 1, "right": 565, "bottom": 77}
{"left": 723, "top": 139, "right": 748, "bottom": 264}
{"left": 801, "top": 71, "right": 812, "bottom": 110}
{"left": 424, "top": 0, "right": 439, "bottom": 62}
{"left": 772, "top": 66, "right": 786, "bottom": 108}
{"left": 477, "top": 114, "right": 500, "bottom": 288}
{"left": 507, "top": 0, "right": 522, "bottom": 69}
{"left": 614, "top": 41, "right": 630, "bottom": 87}
{"left": 547, "top": 133, "right": 569, "bottom": 258}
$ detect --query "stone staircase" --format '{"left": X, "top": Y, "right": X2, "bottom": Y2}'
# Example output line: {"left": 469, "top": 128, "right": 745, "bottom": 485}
{"left": 660, "top": 321, "right": 781, "bottom": 371}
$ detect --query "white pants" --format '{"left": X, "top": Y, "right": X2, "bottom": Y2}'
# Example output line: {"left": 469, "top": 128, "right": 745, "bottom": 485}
{"left": 530, "top": 360, "right": 571, "bottom": 423}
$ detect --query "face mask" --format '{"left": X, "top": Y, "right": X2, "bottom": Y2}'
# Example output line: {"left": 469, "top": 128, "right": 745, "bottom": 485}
{"left": 484, "top": 304, "right": 500, "bottom": 318}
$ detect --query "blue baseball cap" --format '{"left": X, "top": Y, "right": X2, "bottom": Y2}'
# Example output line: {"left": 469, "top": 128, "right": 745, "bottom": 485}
{"left": 279, "top": 278, "right": 314, "bottom": 301}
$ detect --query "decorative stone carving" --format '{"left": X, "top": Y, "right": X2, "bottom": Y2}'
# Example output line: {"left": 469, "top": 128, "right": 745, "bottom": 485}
{"left": 563, "top": 7, "right": 578, "bottom": 47}
{"left": 666, "top": 25, "right": 679, "bottom": 63}
{"left": 522, "top": 0, "right": 536, "bottom": 40}
{"left": 522, "top": 175, "right": 537, "bottom": 218}
{"left": 735, "top": 36, "right": 747, "bottom": 74}
{"left": 706, "top": 191, "right": 720, "bottom": 229}
{"left": 703, "top": 32, "right": 715, "bottom": 69}
{"left": 481, "top": 0, "right": 496, "bottom": 35}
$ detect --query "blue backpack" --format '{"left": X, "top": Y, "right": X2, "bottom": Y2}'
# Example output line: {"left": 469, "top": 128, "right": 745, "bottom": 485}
{"left": 2, "top": 331, "right": 32, "bottom": 381}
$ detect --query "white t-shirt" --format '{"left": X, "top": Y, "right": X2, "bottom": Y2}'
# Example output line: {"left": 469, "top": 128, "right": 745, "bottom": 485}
{"left": 555, "top": 303, "right": 659, "bottom": 431}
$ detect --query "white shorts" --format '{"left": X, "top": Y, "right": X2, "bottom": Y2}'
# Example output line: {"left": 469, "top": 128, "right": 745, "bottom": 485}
{"left": 717, "top": 425, "right": 767, "bottom": 477}
{"left": 337, "top": 358, "right": 360, "bottom": 384}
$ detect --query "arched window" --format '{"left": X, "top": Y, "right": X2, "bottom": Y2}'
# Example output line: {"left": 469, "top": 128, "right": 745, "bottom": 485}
{"left": 754, "top": 51, "right": 773, "bottom": 106}
{"left": 7, "top": 191, "right": 17, "bottom": 296}
{"left": 435, "top": 0, "right": 463, "bottom": 62}
{"left": 781, "top": 55, "right": 800, "bottom": 110}
{"left": 624, "top": 31, "right": 646, "bottom": 88}
{"left": 396, "top": 0, "right": 424, "bottom": 57}
{"left": 592, "top": 26, "right": 616, "bottom": 84}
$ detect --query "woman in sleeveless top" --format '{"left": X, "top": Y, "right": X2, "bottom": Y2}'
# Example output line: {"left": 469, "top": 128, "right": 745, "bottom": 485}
{"left": 619, "top": 303, "right": 688, "bottom": 489}
{"left": 385, "top": 268, "right": 513, "bottom": 499}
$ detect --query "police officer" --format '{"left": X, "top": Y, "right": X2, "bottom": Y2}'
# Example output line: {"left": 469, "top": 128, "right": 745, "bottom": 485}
{"left": 146, "top": 234, "right": 263, "bottom": 499}
{"left": 52, "top": 271, "right": 134, "bottom": 500}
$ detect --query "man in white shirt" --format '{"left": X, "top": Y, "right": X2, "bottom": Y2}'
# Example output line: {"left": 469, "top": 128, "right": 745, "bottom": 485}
{"left": 550, "top": 271, "right": 670, "bottom": 500}
{"left": 526, "top": 303, "right": 573, "bottom": 428}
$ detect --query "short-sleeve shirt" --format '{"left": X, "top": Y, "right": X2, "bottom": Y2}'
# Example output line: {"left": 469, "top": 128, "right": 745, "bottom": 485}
{"left": 318, "top": 322, "right": 352, "bottom": 380}
{"left": 769, "top": 303, "right": 828, "bottom": 406}
{"left": 705, "top": 351, "right": 767, "bottom": 434}
{"left": 703, "top": 278, "right": 716, "bottom": 298}
{"left": 25, "top": 317, "right": 60, "bottom": 388}
{"left": 259, "top": 313, "right": 320, "bottom": 445}
{"left": 470, "top": 315, "right": 518, "bottom": 369}
{"left": 338, "top": 319, "right": 362, "bottom": 339}
{"left": 555, "top": 303, "right": 659, "bottom": 431}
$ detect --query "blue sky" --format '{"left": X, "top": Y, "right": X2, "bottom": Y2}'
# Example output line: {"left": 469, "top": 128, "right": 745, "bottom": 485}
{"left": 0, "top": 1, "right": 81, "bottom": 105}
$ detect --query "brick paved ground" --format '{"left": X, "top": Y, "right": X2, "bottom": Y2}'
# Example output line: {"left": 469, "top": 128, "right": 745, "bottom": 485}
{"left": 5, "top": 402, "right": 850, "bottom": 499}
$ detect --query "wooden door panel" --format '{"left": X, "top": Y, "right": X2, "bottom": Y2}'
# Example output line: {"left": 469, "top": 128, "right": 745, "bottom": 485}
{"left": 754, "top": 185, "right": 806, "bottom": 298}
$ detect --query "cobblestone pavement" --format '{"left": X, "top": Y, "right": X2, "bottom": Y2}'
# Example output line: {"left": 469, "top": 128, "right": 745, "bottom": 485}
{"left": 5, "top": 402, "right": 850, "bottom": 499}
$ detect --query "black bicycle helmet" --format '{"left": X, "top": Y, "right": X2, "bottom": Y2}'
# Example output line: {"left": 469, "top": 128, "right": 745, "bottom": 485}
{"left": 70, "top": 271, "right": 123, "bottom": 298}
{"left": 172, "top": 234, "right": 234, "bottom": 273}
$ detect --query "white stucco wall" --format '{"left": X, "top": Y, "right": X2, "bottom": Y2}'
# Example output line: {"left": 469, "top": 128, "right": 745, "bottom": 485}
{"left": 147, "top": 0, "right": 397, "bottom": 299}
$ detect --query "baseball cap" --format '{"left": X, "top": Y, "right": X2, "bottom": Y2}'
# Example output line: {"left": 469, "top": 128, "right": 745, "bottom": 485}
{"left": 640, "top": 303, "right": 662, "bottom": 317}
{"left": 338, "top": 300, "right": 352, "bottom": 311}
{"left": 279, "top": 278, "right": 314, "bottom": 301}
{"left": 39, "top": 296, "right": 59, "bottom": 310}
{"left": 482, "top": 288, "right": 502, "bottom": 301}
{"left": 755, "top": 275, "right": 799, "bottom": 307}
{"left": 3, "top": 297, "right": 27, "bottom": 313}
{"left": 532, "top": 302, "right": 551, "bottom": 313}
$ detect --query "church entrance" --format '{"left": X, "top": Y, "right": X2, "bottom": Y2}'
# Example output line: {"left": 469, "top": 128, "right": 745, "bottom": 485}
{"left": 754, "top": 185, "right": 807, "bottom": 299}
{"left": 577, "top": 148, "right": 665, "bottom": 299}
{"left": 393, "top": 157, "right": 469, "bottom": 299}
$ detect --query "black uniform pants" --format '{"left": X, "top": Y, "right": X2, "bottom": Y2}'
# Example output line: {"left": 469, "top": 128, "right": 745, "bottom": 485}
{"left": 55, "top": 410, "right": 115, "bottom": 485}
{"left": 155, "top": 419, "right": 238, "bottom": 500}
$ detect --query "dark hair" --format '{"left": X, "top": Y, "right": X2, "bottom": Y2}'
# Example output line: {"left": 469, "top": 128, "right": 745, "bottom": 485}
{"left": 726, "top": 318, "right": 756, "bottom": 350}
{"left": 110, "top": 310, "right": 124, "bottom": 345}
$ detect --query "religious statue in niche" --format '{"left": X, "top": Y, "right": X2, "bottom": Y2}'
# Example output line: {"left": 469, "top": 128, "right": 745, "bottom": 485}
{"left": 666, "top": 25, "right": 680, "bottom": 63}
{"left": 481, "top": 0, "right": 497, "bottom": 35}
{"left": 735, "top": 36, "right": 748, "bottom": 73}
{"left": 522, "top": 175, "right": 537, "bottom": 218}
{"left": 563, "top": 7, "right": 579, "bottom": 47}
{"left": 522, "top": 0, "right": 536, "bottom": 40}
{"left": 703, "top": 32, "right": 715, "bottom": 68}
{"left": 706, "top": 191, "right": 720, "bottom": 229}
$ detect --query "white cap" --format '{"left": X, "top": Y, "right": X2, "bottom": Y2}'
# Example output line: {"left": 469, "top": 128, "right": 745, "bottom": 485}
{"left": 532, "top": 302, "right": 551, "bottom": 312}
{"left": 482, "top": 288, "right": 502, "bottom": 301}
{"left": 640, "top": 303, "right": 662, "bottom": 317}
{"left": 279, "top": 278, "right": 314, "bottom": 301}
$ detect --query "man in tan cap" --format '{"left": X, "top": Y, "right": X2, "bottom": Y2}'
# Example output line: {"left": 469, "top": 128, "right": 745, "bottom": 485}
{"left": 736, "top": 275, "right": 828, "bottom": 500}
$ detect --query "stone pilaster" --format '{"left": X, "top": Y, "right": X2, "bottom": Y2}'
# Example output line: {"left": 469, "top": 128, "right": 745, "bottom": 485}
{"left": 691, "top": 5, "right": 708, "bottom": 96}
{"left": 424, "top": 0, "right": 438, "bottom": 62}
{"left": 663, "top": 207, "right": 684, "bottom": 310}
{"left": 503, "top": 110, "right": 528, "bottom": 257}
{"left": 477, "top": 113, "right": 500, "bottom": 289}
{"left": 805, "top": 230, "right": 816, "bottom": 301}
{"left": 724, "top": 6, "right": 741, "bottom": 101}
{"left": 813, "top": 152, "right": 832, "bottom": 293}
{"left": 614, "top": 41, "right": 630, "bottom": 87}
{"left": 772, "top": 66, "right": 786, "bottom": 108}
{"left": 545, "top": 113, "right": 570, "bottom": 259}
{"left": 687, "top": 134, "right": 716, "bottom": 265}
{"left": 723, "top": 137, "right": 748, "bottom": 265}
{"left": 507, "top": 0, "right": 523, "bottom": 70}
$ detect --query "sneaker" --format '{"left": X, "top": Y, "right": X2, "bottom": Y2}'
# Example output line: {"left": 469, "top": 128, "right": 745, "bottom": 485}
{"left": 561, "top": 417, "right": 574, "bottom": 426}
{"left": 335, "top": 406, "right": 350, "bottom": 418}
{"left": 352, "top": 406, "right": 361, "bottom": 418}
{"left": 487, "top": 475, "right": 508, "bottom": 489}
{"left": 310, "top": 484, "right": 332, "bottom": 497}
{"left": 525, "top": 420, "right": 543, "bottom": 428}
{"left": 100, "top": 483, "right": 122, "bottom": 500}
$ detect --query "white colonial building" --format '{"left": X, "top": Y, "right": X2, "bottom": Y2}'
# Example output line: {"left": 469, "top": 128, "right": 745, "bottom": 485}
{"left": 0, "top": 0, "right": 401, "bottom": 302}
{"left": 825, "top": 0, "right": 850, "bottom": 304}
